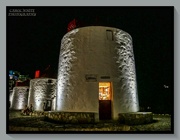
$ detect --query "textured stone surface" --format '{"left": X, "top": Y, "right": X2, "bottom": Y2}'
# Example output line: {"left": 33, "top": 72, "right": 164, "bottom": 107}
{"left": 31, "top": 111, "right": 49, "bottom": 116}
{"left": 11, "top": 86, "right": 29, "bottom": 110}
{"left": 113, "top": 29, "right": 139, "bottom": 114}
{"left": 56, "top": 26, "right": 139, "bottom": 119}
{"left": 9, "top": 90, "right": 13, "bottom": 107}
{"left": 119, "top": 112, "right": 153, "bottom": 125}
{"left": 28, "top": 78, "right": 57, "bottom": 111}
{"left": 130, "top": 114, "right": 172, "bottom": 131}
{"left": 45, "top": 112, "right": 95, "bottom": 124}
{"left": 8, "top": 113, "right": 172, "bottom": 132}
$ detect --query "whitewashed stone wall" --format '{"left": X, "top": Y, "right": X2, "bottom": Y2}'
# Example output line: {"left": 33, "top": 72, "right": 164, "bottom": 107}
{"left": 11, "top": 86, "right": 29, "bottom": 110}
{"left": 28, "top": 78, "right": 57, "bottom": 111}
{"left": 56, "top": 26, "right": 139, "bottom": 120}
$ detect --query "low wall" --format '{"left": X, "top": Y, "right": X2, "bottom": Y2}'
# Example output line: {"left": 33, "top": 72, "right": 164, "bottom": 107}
{"left": 11, "top": 110, "right": 153, "bottom": 125}
{"left": 44, "top": 112, "right": 96, "bottom": 124}
{"left": 119, "top": 112, "right": 153, "bottom": 125}
{"left": 19, "top": 111, "right": 96, "bottom": 124}
{"left": 31, "top": 111, "right": 48, "bottom": 116}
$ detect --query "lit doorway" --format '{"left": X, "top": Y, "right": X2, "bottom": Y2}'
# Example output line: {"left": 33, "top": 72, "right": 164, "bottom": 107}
{"left": 99, "top": 82, "right": 112, "bottom": 120}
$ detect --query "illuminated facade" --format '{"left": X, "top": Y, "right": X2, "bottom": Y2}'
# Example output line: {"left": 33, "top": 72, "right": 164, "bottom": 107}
{"left": 9, "top": 90, "right": 13, "bottom": 108}
{"left": 10, "top": 86, "right": 29, "bottom": 110}
{"left": 28, "top": 78, "right": 57, "bottom": 111}
{"left": 56, "top": 26, "right": 139, "bottom": 120}
{"left": 9, "top": 68, "right": 57, "bottom": 111}
{"left": 9, "top": 26, "right": 139, "bottom": 121}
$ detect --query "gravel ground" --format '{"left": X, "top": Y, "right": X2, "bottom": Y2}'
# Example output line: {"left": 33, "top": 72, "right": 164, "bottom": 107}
{"left": 8, "top": 111, "right": 172, "bottom": 133}
{"left": 130, "top": 115, "right": 172, "bottom": 132}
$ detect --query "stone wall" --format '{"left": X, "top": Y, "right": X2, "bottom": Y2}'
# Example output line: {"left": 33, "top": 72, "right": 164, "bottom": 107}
{"left": 31, "top": 111, "right": 49, "bottom": 117}
{"left": 44, "top": 112, "right": 95, "bottom": 124}
{"left": 119, "top": 112, "right": 153, "bottom": 125}
{"left": 57, "top": 26, "right": 139, "bottom": 120}
{"left": 11, "top": 86, "right": 29, "bottom": 110}
{"left": 23, "top": 111, "right": 96, "bottom": 124}
{"left": 28, "top": 78, "right": 57, "bottom": 111}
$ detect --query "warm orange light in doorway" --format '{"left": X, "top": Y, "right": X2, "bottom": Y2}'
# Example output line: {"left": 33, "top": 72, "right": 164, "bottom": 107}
{"left": 99, "top": 82, "right": 111, "bottom": 100}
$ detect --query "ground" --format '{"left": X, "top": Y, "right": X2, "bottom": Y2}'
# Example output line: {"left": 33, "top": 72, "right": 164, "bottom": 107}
{"left": 8, "top": 110, "right": 172, "bottom": 133}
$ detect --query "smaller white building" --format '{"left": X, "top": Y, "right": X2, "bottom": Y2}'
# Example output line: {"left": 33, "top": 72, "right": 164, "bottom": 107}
{"left": 11, "top": 86, "right": 29, "bottom": 110}
{"left": 28, "top": 78, "right": 57, "bottom": 111}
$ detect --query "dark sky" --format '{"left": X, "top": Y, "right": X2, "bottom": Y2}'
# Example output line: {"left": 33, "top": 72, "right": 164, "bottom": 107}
{"left": 7, "top": 7, "right": 174, "bottom": 113}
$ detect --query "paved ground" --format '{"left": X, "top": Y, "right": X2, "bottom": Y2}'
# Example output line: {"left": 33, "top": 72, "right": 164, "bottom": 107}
{"left": 8, "top": 111, "right": 172, "bottom": 133}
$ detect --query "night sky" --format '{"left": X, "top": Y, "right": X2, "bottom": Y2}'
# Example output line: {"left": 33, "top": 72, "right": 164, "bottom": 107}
{"left": 7, "top": 7, "right": 174, "bottom": 114}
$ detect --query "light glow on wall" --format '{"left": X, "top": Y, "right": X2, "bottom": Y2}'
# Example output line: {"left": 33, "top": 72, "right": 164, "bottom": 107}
{"left": 11, "top": 86, "right": 29, "bottom": 110}
{"left": 56, "top": 26, "right": 139, "bottom": 118}
{"left": 28, "top": 78, "right": 57, "bottom": 111}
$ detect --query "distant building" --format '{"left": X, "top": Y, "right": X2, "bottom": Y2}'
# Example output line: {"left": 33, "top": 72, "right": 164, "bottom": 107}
{"left": 9, "top": 70, "right": 30, "bottom": 109}
{"left": 10, "top": 68, "right": 57, "bottom": 111}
